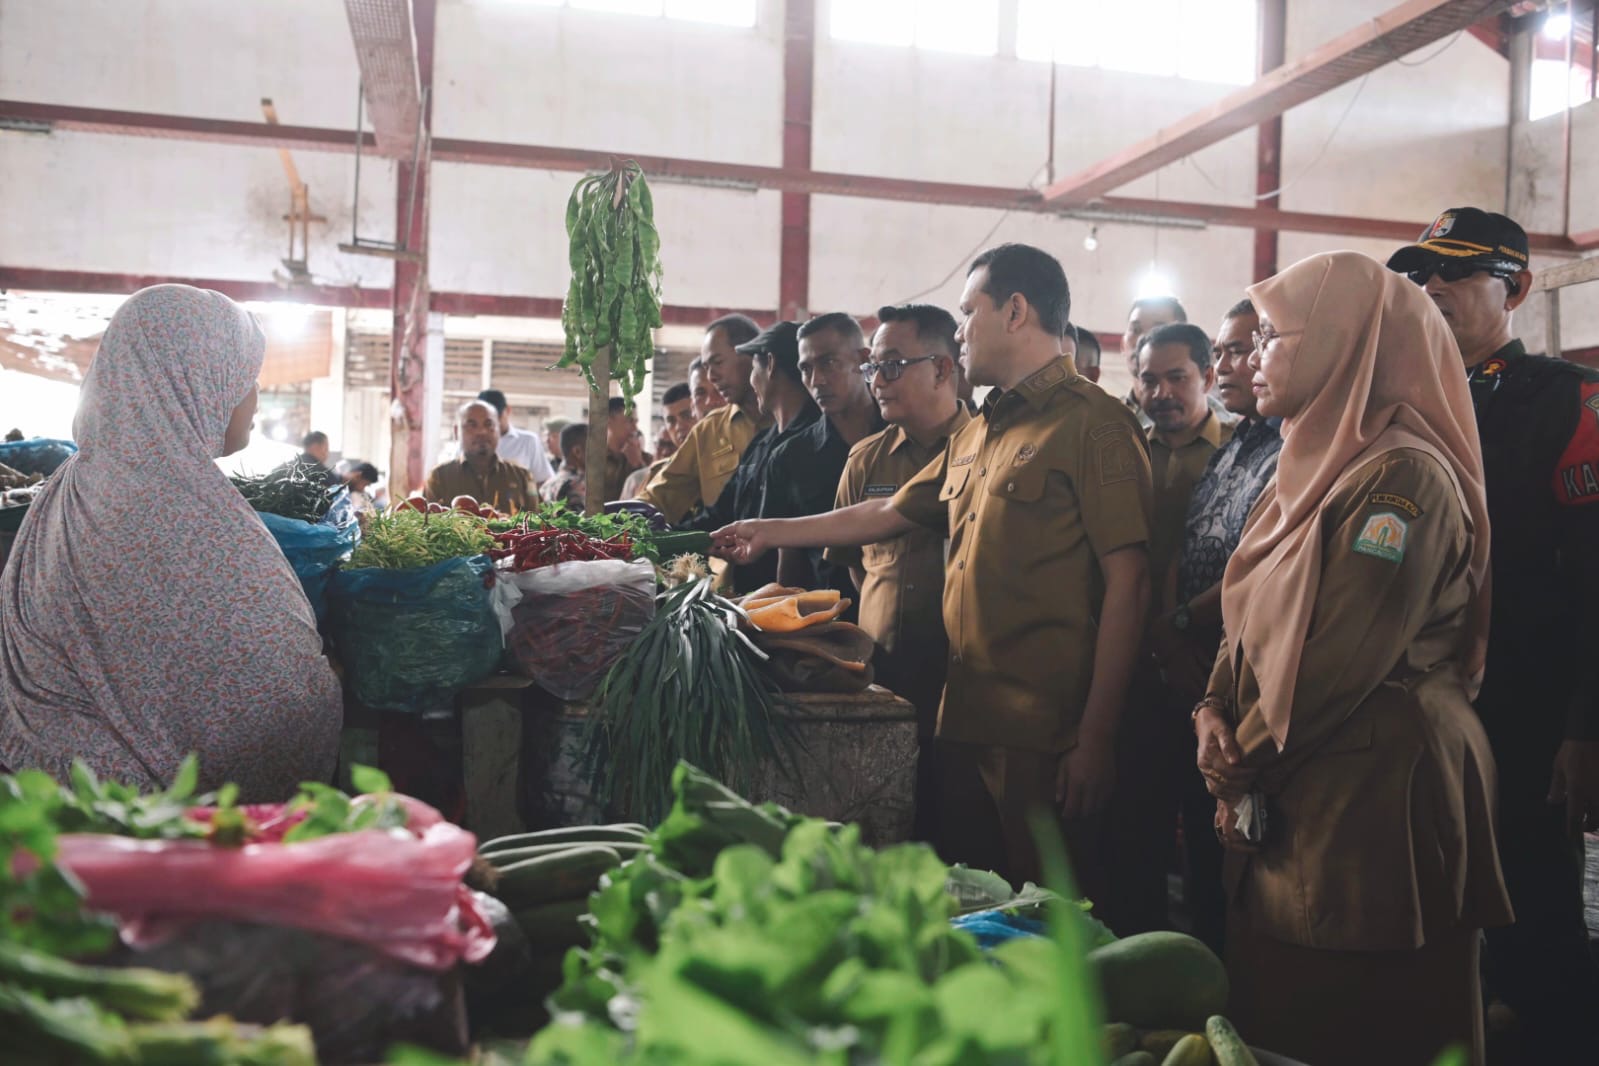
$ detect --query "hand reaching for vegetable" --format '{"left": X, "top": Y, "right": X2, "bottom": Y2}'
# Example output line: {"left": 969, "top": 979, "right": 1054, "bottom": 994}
{"left": 711, "top": 520, "right": 772, "bottom": 565}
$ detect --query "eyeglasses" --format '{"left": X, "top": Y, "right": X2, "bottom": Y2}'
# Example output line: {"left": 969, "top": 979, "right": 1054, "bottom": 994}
{"left": 1406, "top": 261, "right": 1515, "bottom": 286}
{"left": 1251, "top": 326, "right": 1303, "bottom": 350}
{"left": 862, "top": 356, "right": 937, "bottom": 382}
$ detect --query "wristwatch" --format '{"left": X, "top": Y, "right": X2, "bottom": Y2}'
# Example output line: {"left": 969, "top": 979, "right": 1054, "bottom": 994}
{"left": 1171, "top": 602, "right": 1193, "bottom": 632}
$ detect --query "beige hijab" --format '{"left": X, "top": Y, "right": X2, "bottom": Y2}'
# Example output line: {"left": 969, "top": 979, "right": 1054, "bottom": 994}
{"left": 1221, "top": 251, "right": 1489, "bottom": 750}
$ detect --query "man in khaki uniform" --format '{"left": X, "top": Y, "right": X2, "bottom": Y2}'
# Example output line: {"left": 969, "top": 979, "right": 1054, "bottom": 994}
{"left": 423, "top": 400, "right": 536, "bottom": 513}
{"left": 637, "top": 314, "right": 768, "bottom": 522}
{"left": 828, "top": 303, "right": 971, "bottom": 843}
{"left": 1118, "top": 320, "right": 1234, "bottom": 932}
{"left": 714, "top": 244, "right": 1152, "bottom": 894}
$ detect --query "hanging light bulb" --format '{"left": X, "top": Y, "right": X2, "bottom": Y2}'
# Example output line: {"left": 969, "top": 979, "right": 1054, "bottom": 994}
{"left": 1083, "top": 225, "right": 1100, "bottom": 252}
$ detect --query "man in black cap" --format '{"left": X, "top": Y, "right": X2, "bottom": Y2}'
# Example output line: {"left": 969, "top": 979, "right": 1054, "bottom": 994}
{"left": 684, "top": 321, "right": 820, "bottom": 594}
{"left": 1389, "top": 206, "right": 1599, "bottom": 1062}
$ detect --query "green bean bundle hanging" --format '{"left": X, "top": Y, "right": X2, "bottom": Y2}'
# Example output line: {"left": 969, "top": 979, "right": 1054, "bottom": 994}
{"left": 556, "top": 161, "right": 663, "bottom": 401}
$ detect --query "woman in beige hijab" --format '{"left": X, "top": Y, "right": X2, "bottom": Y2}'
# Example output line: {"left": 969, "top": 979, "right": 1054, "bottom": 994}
{"left": 1192, "top": 252, "right": 1512, "bottom": 1066}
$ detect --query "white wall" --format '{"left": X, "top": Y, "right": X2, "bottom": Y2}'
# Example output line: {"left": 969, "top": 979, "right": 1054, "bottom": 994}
{"left": 1509, "top": 95, "right": 1599, "bottom": 354}
{"left": 0, "top": 0, "right": 1550, "bottom": 347}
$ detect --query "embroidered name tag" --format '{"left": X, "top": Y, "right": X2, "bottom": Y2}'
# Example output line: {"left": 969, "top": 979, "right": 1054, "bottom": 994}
{"left": 1368, "top": 492, "right": 1423, "bottom": 519}
{"left": 864, "top": 484, "right": 899, "bottom": 497}
{"left": 1352, "top": 512, "right": 1409, "bottom": 563}
{"left": 950, "top": 454, "right": 977, "bottom": 467}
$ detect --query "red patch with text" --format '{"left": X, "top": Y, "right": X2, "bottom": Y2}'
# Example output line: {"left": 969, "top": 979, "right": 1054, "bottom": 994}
{"left": 1552, "top": 381, "right": 1599, "bottom": 506}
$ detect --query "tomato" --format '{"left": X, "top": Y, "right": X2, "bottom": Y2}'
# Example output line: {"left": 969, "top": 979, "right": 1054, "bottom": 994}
{"left": 396, "top": 496, "right": 428, "bottom": 514}
{"left": 451, "top": 495, "right": 480, "bottom": 513}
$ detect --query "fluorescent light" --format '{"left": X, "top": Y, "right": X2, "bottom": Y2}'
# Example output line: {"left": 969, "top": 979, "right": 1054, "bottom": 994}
{"left": 1136, "top": 269, "right": 1175, "bottom": 300}
{"left": 1543, "top": 12, "right": 1571, "bottom": 40}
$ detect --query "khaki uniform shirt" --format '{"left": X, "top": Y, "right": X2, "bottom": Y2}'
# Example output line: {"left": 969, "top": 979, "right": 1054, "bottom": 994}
{"left": 636, "top": 406, "right": 766, "bottom": 522}
{"left": 422, "top": 457, "right": 536, "bottom": 514}
{"left": 828, "top": 407, "right": 971, "bottom": 722}
{"left": 892, "top": 358, "right": 1153, "bottom": 752}
{"left": 1147, "top": 412, "right": 1233, "bottom": 602}
{"left": 1208, "top": 449, "right": 1512, "bottom": 951}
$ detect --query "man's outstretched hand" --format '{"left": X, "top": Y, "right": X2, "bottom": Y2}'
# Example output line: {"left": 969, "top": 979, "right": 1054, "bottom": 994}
{"left": 711, "top": 520, "right": 771, "bottom": 564}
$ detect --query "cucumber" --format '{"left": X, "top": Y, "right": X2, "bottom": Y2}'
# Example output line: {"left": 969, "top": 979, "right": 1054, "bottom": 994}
{"left": 1140, "top": 1031, "right": 1195, "bottom": 1057}
{"left": 1160, "top": 1034, "right": 1213, "bottom": 1066}
{"left": 1204, "top": 1016, "right": 1259, "bottom": 1066}
{"left": 479, "top": 824, "right": 648, "bottom": 853}
{"left": 485, "top": 841, "right": 648, "bottom": 868}
{"left": 1103, "top": 1022, "right": 1139, "bottom": 1058}
{"left": 494, "top": 845, "right": 623, "bottom": 909}
{"left": 1111, "top": 1054, "right": 1158, "bottom": 1066}
{"left": 514, "top": 898, "right": 591, "bottom": 950}
{"left": 647, "top": 530, "right": 712, "bottom": 558}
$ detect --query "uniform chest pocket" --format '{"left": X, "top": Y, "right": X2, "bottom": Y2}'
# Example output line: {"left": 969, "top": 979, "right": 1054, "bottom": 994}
{"left": 705, "top": 445, "right": 740, "bottom": 480}
{"left": 939, "top": 463, "right": 973, "bottom": 502}
{"left": 863, "top": 537, "right": 903, "bottom": 567}
{"left": 989, "top": 460, "right": 1052, "bottom": 503}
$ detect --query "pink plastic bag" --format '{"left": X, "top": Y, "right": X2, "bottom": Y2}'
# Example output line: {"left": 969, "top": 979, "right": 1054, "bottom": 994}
{"left": 54, "top": 796, "right": 495, "bottom": 972}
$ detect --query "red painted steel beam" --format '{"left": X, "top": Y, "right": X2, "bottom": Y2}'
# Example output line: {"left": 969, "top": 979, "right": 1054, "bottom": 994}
{"left": 0, "top": 266, "right": 773, "bottom": 326}
{"left": 1466, "top": 13, "right": 1510, "bottom": 57}
{"left": 0, "top": 99, "right": 1580, "bottom": 253}
{"left": 779, "top": 0, "right": 815, "bottom": 322}
{"left": 1039, "top": 0, "right": 1519, "bottom": 207}
{"left": 389, "top": 0, "right": 434, "bottom": 495}
{"left": 1254, "top": 0, "right": 1287, "bottom": 282}
{"left": 342, "top": 0, "right": 423, "bottom": 158}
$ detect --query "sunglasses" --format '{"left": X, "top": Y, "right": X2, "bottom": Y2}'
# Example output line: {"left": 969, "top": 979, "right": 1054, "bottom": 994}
{"left": 863, "top": 355, "right": 937, "bottom": 382}
{"left": 1406, "top": 261, "right": 1516, "bottom": 286}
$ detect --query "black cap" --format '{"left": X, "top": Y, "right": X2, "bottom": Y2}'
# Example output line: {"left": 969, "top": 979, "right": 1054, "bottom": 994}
{"left": 1386, "top": 207, "right": 1530, "bottom": 275}
{"left": 735, "top": 320, "right": 801, "bottom": 374}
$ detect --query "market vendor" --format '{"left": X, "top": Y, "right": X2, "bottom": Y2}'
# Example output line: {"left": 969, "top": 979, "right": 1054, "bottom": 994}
{"left": 423, "top": 400, "right": 537, "bottom": 513}
{"left": 0, "top": 284, "right": 341, "bottom": 801}
{"left": 713, "top": 244, "right": 1153, "bottom": 903}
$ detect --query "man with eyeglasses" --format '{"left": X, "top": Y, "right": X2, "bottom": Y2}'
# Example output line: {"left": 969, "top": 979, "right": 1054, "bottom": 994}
{"left": 714, "top": 244, "right": 1153, "bottom": 899}
{"left": 760, "top": 313, "right": 885, "bottom": 596}
{"left": 826, "top": 303, "right": 972, "bottom": 844}
{"left": 1388, "top": 206, "right": 1599, "bottom": 1063}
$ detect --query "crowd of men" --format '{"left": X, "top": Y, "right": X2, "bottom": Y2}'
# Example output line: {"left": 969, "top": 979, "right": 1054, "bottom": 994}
{"left": 403, "top": 205, "right": 1598, "bottom": 1060}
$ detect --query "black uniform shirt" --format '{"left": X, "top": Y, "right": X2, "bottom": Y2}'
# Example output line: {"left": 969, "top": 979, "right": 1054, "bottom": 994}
{"left": 1469, "top": 339, "right": 1599, "bottom": 772}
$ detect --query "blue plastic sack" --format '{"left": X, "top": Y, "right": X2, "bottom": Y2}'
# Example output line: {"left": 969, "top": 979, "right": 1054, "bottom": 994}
{"left": 260, "top": 497, "right": 360, "bottom": 623}
{"left": 950, "top": 909, "right": 1046, "bottom": 950}
{"left": 327, "top": 554, "right": 503, "bottom": 713}
{"left": 0, "top": 438, "right": 77, "bottom": 477}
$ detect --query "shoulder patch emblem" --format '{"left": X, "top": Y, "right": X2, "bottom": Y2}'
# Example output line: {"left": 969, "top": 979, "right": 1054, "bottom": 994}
{"left": 1097, "top": 434, "right": 1140, "bottom": 486}
{"left": 1554, "top": 382, "right": 1599, "bottom": 506}
{"left": 1352, "top": 512, "right": 1409, "bottom": 563}
{"left": 1368, "top": 492, "right": 1423, "bottom": 519}
{"left": 1429, "top": 213, "right": 1455, "bottom": 238}
{"left": 1477, "top": 357, "right": 1507, "bottom": 379}
{"left": 1015, "top": 442, "right": 1038, "bottom": 465}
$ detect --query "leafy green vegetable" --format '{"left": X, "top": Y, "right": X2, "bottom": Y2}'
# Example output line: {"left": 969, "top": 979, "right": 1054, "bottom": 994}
{"left": 282, "top": 769, "right": 407, "bottom": 843}
{"left": 530, "top": 763, "right": 1117, "bottom": 1066}
{"left": 487, "top": 504, "right": 680, "bottom": 564}
{"left": 0, "top": 939, "right": 197, "bottom": 1022}
{"left": 583, "top": 579, "right": 790, "bottom": 824}
{"left": 348, "top": 509, "right": 495, "bottom": 570}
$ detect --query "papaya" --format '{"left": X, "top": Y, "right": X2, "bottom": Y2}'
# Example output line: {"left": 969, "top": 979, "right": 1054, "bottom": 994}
{"left": 1089, "top": 931, "right": 1228, "bottom": 1031}
{"left": 1103, "top": 1022, "right": 1139, "bottom": 1058}
{"left": 1160, "top": 1034, "right": 1213, "bottom": 1066}
{"left": 1204, "top": 1016, "right": 1259, "bottom": 1066}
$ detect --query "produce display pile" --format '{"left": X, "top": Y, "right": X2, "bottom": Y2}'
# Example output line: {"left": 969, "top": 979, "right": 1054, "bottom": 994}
{"left": 229, "top": 462, "right": 339, "bottom": 524}
{"left": 583, "top": 580, "right": 787, "bottom": 823}
{"left": 0, "top": 758, "right": 334, "bottom": 1064}
{"left": 348, "top": 509, "right": 498, "bottom": 570}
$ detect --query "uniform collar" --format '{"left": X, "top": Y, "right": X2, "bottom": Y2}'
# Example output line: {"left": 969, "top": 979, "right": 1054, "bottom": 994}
{"left": 1151, "top": 409, "right": 1226, "bottom": 451}
{"left": 983, "top": 355, "right": 1079, "bottom": 419}
{"left": 887, "top": 404, "right": 972, "bottom": 455}
{"left": 1469, "top": 338, "right": 1525, "bottom": 383}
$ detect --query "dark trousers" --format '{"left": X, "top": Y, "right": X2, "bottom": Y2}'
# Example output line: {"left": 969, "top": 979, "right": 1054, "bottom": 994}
{"left": 1482, "top": 798, "right": 1599, "bottom": 1061}
{"left": 1180, "top": 760, "right": 1227, "bottom": 955}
